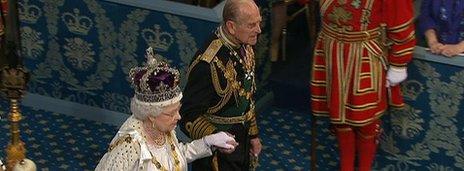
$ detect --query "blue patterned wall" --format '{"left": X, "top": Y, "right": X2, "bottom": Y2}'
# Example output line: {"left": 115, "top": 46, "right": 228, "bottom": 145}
{"left": 374, "top": 58, "right": 464, "bottom": 170}
{"left": 19, "top": 0, "right": 272, "bottom": 114}
{"left": 21, "top": 0, "right": 216, "bottom": 113}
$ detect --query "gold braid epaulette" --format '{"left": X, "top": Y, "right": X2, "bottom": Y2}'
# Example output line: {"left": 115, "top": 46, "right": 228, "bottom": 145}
{"left": 200, "top": 39, "right": 223, "bottom": 63}
{"left": 186, "top": 39, "right": 223, "bottom": 78}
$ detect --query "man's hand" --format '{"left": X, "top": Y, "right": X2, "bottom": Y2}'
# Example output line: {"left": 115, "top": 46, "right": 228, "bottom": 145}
{"left": 249, "top": 138, "right": 262, "bottom": 157}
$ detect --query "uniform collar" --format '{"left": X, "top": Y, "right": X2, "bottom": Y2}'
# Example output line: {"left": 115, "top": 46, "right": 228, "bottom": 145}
{"left": 218, "top": 25, "right": 241, "bottom": 49}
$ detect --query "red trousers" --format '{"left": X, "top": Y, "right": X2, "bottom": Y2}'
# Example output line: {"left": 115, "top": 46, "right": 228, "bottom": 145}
{"left": 334, "top": 120, "right": 381, "bottom": 171}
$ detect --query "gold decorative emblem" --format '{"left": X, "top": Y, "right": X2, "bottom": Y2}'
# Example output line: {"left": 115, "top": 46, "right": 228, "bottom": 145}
{"left": 63, "top": 37, "right": 96, "bottom": 71}
{"left": 401, "top": 80, "right": 424, "bottom": 101}
{"left": 34, "top": 0, "right": 117, "bottom": 93}
{"left": 20, "top": 26, "right": 44, "bottom": 59}
{"left": 18, "top": 0, "right": 42, "bottom": 24}
{"left": 389, "top": 104, "right": 424, "bottom": 139}
{"left": 61, "top": 8, "right": 93, "bottom": 35}
{"left": 0, "top": 67, "right": 29, "bottom": 99}
{"left": 1, "top": 67, "right": 28, "bottom": 92}
{"left": 351, "top": 0, "right": 361, "bottom": 9}
{"left": 142, "top": 24, "right": 174, "bottom": 52}
{"left": 328, "top": 6, "right": 352, "bottom": 28}
{"left": 224, "top": 60, "right": 238, "bottom": 85}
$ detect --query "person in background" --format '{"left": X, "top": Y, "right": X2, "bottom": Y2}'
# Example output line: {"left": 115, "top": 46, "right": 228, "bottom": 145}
{"left": 310, "top": 0, "right": 416, "bottom": 170}
{"left": 269, "top": 0, "right": 287, "bottom": 62}
{"left": 269, "top": 0, "right": 311, "bottom": 62}
{"left": 179, "top": 0, "right": 262, "bottom": 170}
{"left": 419, "top": 0, "right": 464, "bottom": 57}
{"left": 95, "top": 47, "right": 238, "bottom": 171}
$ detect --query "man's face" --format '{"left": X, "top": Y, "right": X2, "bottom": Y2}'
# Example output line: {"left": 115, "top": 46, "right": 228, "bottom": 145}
{"left": 228, "top": 4, "right": 262, "bottom": 45}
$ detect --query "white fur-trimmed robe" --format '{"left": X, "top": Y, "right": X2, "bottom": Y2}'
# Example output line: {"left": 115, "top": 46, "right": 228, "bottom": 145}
{"left": 95, "top": 116, "right": 212, "bottom": 171}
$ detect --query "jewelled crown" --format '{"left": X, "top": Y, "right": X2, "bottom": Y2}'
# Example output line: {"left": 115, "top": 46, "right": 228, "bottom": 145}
{"left": 129, "top": 47, "right": 181, "bottom": 104}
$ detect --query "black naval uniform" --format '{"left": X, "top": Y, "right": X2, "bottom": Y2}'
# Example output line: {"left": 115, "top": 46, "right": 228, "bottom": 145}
{"left": 179, "top": 26, "right": 259, "bottom": 171}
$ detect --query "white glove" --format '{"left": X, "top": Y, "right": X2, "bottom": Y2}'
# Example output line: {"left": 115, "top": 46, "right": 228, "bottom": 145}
{"left": 203, "top": 132, "right": 236, "bottom": 149}
{"left": 386, "top": 67, "right": 407, "bottom": 87}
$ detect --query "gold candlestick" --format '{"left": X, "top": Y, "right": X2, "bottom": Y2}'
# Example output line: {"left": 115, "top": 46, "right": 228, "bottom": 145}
{"left": 0, "top": 66, "right": 29, "bottom": 171}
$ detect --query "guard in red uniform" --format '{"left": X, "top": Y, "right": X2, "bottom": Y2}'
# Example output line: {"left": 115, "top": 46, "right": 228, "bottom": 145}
{"left": 310, "top": 0, "right": 416, "bottom": 170}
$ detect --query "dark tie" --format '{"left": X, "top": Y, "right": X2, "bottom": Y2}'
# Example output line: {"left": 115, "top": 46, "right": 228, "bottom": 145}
{"left": 239, "top": 45, "right": 246, "bottom": 58}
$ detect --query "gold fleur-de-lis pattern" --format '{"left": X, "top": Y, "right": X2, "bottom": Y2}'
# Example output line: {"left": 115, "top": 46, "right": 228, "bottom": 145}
{"left": 20, "top": 26, "right": 44, "bottom": 59}
{"left": 63, "top": 37, "right": 96, "bottom": 71}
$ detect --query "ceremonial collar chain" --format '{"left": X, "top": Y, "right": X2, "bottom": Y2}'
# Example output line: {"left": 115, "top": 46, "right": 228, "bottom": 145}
{"left": 149, "top": 134, "right": 180, "bottom": 171}
{"left": 216, "top": 26, "right": 255, "bottom": 80}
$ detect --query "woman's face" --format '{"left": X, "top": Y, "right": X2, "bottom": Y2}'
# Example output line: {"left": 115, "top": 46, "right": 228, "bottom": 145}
{"left": 152, "top": 102, "right": 182, "bottom": 133}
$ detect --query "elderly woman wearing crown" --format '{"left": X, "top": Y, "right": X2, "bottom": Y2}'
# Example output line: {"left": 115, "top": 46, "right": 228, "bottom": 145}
{"left": 95, "top": 47, "right": 238, "bottom": 171}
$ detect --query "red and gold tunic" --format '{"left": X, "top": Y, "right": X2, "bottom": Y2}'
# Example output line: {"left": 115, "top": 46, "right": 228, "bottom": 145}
{"left": 310, "top": 0, "right": 416, "bottom": 126}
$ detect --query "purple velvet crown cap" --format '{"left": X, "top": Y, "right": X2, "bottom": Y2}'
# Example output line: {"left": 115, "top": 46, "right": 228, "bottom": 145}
{"left": 128, "top": 47, "right": 181, "bottom": 103}
{"left": 132, "top": 67, "right": 179, "bottom": 92}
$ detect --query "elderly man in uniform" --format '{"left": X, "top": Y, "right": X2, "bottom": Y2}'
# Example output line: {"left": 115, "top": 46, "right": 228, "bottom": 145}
{"left": 178, "top": 0, "right": 262, "bottom": 170}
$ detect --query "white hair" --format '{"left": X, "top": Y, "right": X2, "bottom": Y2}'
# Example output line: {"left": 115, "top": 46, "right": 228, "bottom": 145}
{"left": 130, "top": 93, "right": 183, "bottom": 120}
